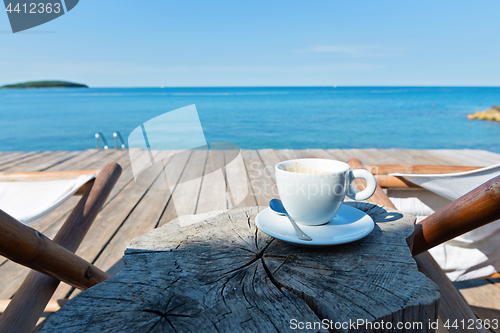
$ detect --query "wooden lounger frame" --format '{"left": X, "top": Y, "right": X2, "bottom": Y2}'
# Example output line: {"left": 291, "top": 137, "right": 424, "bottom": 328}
{"left": 0, "top": 163, "right": 122, "bottom": 333}
{"left": 360, "top": 162, "right": 500, "bottom": 280}
{"left": 349, "top": 159, "right": 500, "bottom": 333}
{"left": 362, "top": 165, "right": 482, "bottom": 188}
{"left": 0, "top": 169, "right": 101, "bottom": 195}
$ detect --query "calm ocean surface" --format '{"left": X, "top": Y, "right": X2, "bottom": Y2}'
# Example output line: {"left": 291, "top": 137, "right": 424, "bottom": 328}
{"left": 1, "top": 87, "right": 499, "bottom": 152}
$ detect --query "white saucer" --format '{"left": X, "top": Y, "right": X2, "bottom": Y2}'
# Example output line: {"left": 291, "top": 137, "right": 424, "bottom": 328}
{"left": 255, "top": 204, "right": 374, "bottom": 247}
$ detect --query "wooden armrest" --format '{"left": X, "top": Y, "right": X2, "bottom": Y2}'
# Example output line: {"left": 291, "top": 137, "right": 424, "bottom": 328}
{"left": 408, "top": 175, "right": 500, "bottom": 256}
{"left": 0, "top": 209, "right": 110, "bottom": 290}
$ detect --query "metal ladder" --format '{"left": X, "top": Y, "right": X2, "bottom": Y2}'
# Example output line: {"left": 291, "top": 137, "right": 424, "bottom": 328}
{"left": 95, "top": 131, "right": 126, "bottom": 149}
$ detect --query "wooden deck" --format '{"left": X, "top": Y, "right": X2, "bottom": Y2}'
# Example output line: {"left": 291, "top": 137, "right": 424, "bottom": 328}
{"left": 1, "top": 148, "right": 500, "bottom": 331}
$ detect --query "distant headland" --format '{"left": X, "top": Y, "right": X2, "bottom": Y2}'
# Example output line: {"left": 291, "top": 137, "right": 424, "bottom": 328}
{"left": 0, "top": 80, "right": 88, "bottom": 89}
{"left": 467, "top": 106, "right": 500, "bottom": 123}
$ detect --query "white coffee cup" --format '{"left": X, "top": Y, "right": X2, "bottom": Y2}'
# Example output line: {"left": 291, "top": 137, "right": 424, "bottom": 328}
{"left": 275, "top": 158, "right": 377, "bottom": 226}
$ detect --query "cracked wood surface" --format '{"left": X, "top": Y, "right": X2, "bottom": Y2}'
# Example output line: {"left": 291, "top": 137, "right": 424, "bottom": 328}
{"left": 41, "top": 203, "right": 439, "bottom": 333}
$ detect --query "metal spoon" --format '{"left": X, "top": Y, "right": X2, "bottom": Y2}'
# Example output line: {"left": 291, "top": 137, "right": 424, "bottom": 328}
{"left": 269, "top": 199, "right": 312, "bottom": 241}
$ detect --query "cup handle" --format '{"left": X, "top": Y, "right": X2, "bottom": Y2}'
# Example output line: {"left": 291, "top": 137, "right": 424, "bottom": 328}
{"left": 347, "top": 169, "right": 377, "bottom": 201}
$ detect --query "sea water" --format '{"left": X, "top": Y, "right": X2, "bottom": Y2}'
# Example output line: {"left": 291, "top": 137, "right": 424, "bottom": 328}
{"left": 0, "top": 87, "right": 499, "bottom": 152}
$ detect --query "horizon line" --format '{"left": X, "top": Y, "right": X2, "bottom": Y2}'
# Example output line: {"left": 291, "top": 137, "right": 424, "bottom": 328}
{"left": 3, "top": 85, "right": 500, "bottom": 89}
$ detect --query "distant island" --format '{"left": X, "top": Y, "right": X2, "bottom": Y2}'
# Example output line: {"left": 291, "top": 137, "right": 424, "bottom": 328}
{"left": 0, "top": 80, "right": 88, "bottom": 89}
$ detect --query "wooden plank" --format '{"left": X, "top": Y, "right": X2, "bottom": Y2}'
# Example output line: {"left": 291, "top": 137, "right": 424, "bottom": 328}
{"left": 325, "top": 149, "right": 356, "bottom": 162}
{"left": 472, "top": 150, "right": 500, "bottom": 163}
{"left": 0, "top": 152, "right": 52, "bottom": 171}
{"left": 427, "top": 150, "right": 488, "bottom": 166}
{"left": 375, "top": 149, "right": 418, "bottom": 164}
{"left": 454, "top": 279, "right": 500, "bottom": 333}
{"left": 362, "top": 149, "right": 410, "bottom": 164}
{"left": 155, "top": 151, "right": 194, "bottom": 228}
{"left": 419, "top": 150, "right": 469, "bottom": 166}
{"left": 43, "top": 149, "right": 102, "bottom": 171}
{"left": 456, "top": 150, "right": 500, "bottom": 166}
{"left": 454, "top": 279, "right": 500, "bottom": 310}
{"left": 310, "top": 148, "right": 404, "bottom": 165}
{"left": 305, "top": 149, "right": 336, "bottom": 159}
{"left": 2, "top": 152, "right": 68, "bottom": 172}
{"left": 257, "top": 149, "right": 281, "bottom": 182}
{"left": 414, "top": 149, "right": 461, "bottom": 165}
{"left": 33, "top": 150, "right": 109, "bottom": 174}
{"left": 168, "top": 149, "right": 208, "bottom": 218}
{"left": 241, "top": 150, "right": 276, "bottom": 207}
{"left": 388, "top": 149, "right": 444, "bottom": 165}
{"left": 224, "top": 149, "right": 256, "bottom": 209}
{"left": 196, "top": 149, "right": 228, "bottom": 214}
{"left": 273, "top": 149, "right": 299, "bottom": 161}
{"left": 253, "top": 149, "right": 281, "bottom": 206}
{"left": 36, "top": 151, "right": 82, "bottom": 171}
{"left": 1, "top": 151, "right": 77, "bottom": 172}
{"left": 439, "top": 150, "right": 494, "bottom": 166}
{"left": 344, "top": 149, "right": 389, "bottom": 165}
{"left": 280, "top": 148, "right": 452, "bottom": 167}
{"left": 426, "top": 150, "right": 488, "bottom": 167}
{"left": 291, "top": 149, "right": 314, "bottom": 159}
{"left": 330, "top": 149, "right": 367, "bottom": 162}
{"left": 0, "top": 152, "right": 19, "bottom": 164}
{"left": 0, "top": 152, "right": 38, "bottom": 166}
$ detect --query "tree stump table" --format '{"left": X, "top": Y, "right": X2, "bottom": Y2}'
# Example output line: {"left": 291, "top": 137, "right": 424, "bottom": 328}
{"left": 41, "top": 202, "right": 440, "bottom": 332}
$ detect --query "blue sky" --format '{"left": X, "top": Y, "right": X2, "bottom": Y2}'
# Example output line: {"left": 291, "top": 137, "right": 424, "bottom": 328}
{"left": 1, "top": 0, "right": 499, "bottom": 87}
